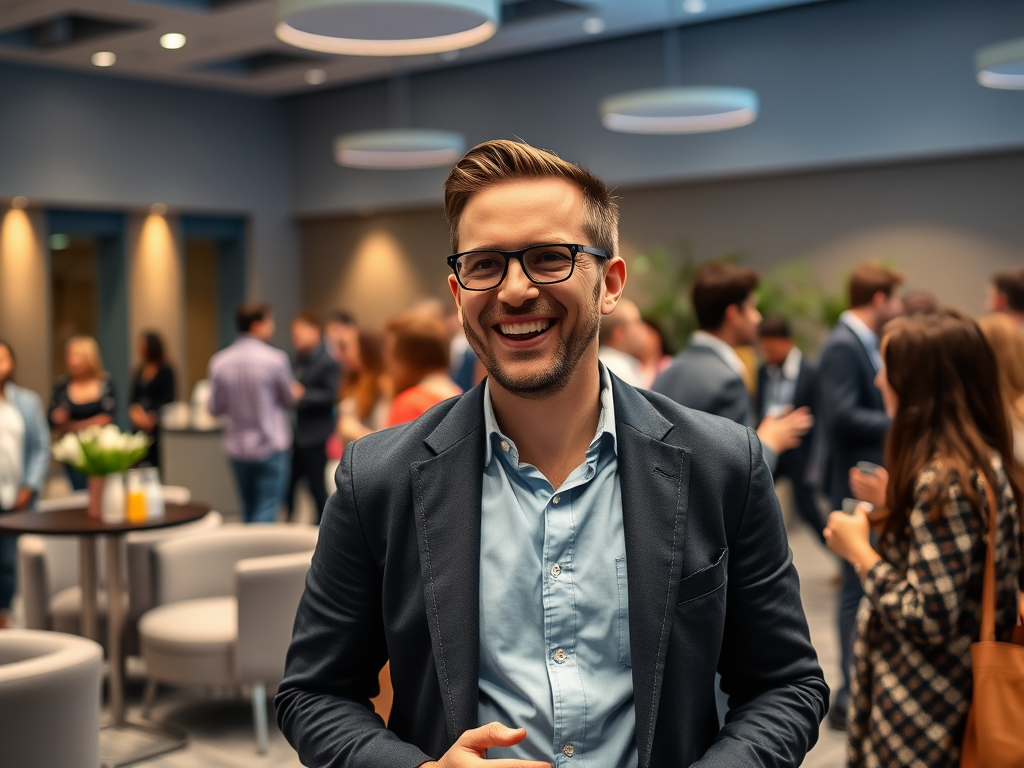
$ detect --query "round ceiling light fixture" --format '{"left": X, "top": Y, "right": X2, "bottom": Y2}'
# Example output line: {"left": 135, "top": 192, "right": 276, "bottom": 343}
{"left": 160, "top": 32, "right": 186, "bottom": 49}
{"left": 600, "top": 86, "right": 758, "bottom": 134}
{"left": 275, "top": 0, "right": 498, "bottom": 56}
{"left": 91, "top": 51, "right": 116, "bottom": 67}
{"left": 976, "top": 36, "right": 1024, "bottom": 89}
{"left": 334, "top": 129, "right": 465, "bottom": 169}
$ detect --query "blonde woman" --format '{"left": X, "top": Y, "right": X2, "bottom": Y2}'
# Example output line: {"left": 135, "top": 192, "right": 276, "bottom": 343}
{"left": 978, "top": 313, "right": 1024, "bottom": 465}
{"left": 49, "top": 335, "right": 116, "bottom": 489}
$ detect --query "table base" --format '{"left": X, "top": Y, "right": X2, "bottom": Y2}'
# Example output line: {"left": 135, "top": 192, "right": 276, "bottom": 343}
{"left": 100, "top": 716, "right": 188, "bottom": 768}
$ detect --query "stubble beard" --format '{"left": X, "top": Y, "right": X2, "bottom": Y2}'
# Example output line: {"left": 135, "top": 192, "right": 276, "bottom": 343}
{"left": 464, "top": 281, "right": 602, "bottom": 400}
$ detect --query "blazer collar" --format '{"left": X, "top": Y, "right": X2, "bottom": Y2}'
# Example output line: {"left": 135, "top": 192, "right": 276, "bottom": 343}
{"left": 414, "top": 379, "right": 690, "bottom": 764}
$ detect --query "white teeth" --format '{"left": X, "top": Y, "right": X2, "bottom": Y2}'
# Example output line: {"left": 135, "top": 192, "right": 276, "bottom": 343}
{"left": 499, "top": 319, "right": 552, "bottom": 336}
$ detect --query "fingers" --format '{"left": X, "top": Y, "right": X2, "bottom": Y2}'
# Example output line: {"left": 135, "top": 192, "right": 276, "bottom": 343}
{"left": 458, "top": 723, "right": 528, "bottom": 752}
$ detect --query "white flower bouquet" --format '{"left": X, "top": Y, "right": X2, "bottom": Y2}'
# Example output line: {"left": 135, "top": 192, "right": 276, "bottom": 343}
{"left": 51, "top": 425, "right": 152, "bottom": 476}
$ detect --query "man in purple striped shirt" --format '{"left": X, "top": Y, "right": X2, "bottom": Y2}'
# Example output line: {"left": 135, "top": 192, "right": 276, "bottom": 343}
{"left": 208, "top": 303, "right": 300, "bottom": 523}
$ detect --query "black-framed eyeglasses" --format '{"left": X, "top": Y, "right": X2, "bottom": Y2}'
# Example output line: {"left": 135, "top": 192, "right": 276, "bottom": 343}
{"left": 447, "top": 243, "right": 610, "bottom": 291}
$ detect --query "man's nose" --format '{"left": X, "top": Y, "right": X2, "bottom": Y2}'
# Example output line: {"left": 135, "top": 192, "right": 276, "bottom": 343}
{"left": 497, "top": 258, "right": 539, "bottom": 306}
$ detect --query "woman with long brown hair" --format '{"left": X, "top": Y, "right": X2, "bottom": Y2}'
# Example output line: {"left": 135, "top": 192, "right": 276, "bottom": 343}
{"left": 825, "top": 309, "right": 1023, "bottom": 768}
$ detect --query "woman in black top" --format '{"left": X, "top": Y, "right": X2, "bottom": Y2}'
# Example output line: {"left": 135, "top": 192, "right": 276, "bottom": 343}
{"left": 129, "top": 331, "right": 175, "bottom": 471}
{"left": 49, "top": 335, "right": 117, "bottom": 490}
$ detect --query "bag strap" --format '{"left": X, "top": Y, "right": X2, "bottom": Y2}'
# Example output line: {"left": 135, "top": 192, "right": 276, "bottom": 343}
{"left": 980, "top": 470, "right": 999, "bottom": 644}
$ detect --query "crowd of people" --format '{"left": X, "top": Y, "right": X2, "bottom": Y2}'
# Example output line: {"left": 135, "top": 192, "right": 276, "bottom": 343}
{"left": 1, "top": 140, "right": 1024, "bottom": 767}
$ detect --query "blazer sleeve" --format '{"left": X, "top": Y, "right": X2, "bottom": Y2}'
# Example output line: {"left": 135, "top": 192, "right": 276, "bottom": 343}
{"left": 694, "top": 429, "right": 829, "bottom": 767}
{"left": 298, "top": 354, "right": 340, "bottom": 410}
{"left": 275, "top": 440, "right": 434, "bottom": 768}
{"left": 818, "top": 341, "right": 889, "bottom": 444}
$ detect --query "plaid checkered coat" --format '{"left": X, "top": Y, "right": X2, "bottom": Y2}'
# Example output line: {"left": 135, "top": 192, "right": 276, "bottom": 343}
{"left": 848, "top": 456, "right": 1022, "bottom": 768}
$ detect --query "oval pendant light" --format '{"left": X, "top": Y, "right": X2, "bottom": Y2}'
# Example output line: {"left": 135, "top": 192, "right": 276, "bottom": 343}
{"left": 275, "top": 0, "right": 498, "bottom": 56}
{"left": 601, "top": 86, "right": 758, "bottom": 134}
{"left": 334, "top": 129, "right": 466, "bottom": 169}
{"left": 976, "top": 37, "right": 1024, "bottom": 90}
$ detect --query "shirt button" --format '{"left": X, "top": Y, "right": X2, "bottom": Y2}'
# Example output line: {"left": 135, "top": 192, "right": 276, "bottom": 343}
{"left": 552, "top": 494, "right": 561, "bottom": 504}
{"left": 550, "top": 563, "right": 562, "bottom": 578}
{"left": 562, "top": 743, "right": 575, "bottom": 758}
{"left": 553, "top": 648, "right": 567, "bottom": 663}
{"left": 500, "top": 441, "right": 510, "bottom": 452}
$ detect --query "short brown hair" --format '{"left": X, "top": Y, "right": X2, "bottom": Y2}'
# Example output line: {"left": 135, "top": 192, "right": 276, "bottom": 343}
{"left": 758, "top": 316, "right": 791, "bottom": 339}
{"left": 691, "top": 262, "right": 759, "bottom": 330}
{"left": 992, "top": 269, "right": 1024, "bottom": 313}
{"left": 236, "top": 303, "right": 271, "bottom": 333}
{"left": 443, "top": 139, "right": 619, "bottom": 258}
{"left": 385, "top": 312, "right": 450, "bottom": 394}
{"left": 292, "top": 311, "right": 322, "bottom": 330}
{"left": 848, "top": 262, "right": 903, "bottom": 308}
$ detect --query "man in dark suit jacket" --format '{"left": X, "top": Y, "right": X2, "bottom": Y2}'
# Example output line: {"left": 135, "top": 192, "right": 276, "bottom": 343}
{"left": 755, "top": 318, "right": 822, "bottom": 540}
{"left": 276, "top": 141, "right": 827, "bottom": 767}
{"left": 652, "top": 262, "right": 812, "bottom": 474}
{"left": 287, "top": 312, "right": 340, "bottom": 523}
{"left": 817, "top": 262, "right": 903, "bottom": 730}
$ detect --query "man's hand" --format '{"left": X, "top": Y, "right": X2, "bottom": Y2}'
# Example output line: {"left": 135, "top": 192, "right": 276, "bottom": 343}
{"left": 290, "top": 381, "right": 306, "bottom": 402}
{"left": 849, "top": 466, "right": 888, "bottom": 508}
{"left": 756, "top": 406, "right": 813, "bottom": 455}
{"left": 13, "top": 486, "right": 34, "bottom": 510}
{"left": 420, "top": 723, "right": 552, "bottom": 768}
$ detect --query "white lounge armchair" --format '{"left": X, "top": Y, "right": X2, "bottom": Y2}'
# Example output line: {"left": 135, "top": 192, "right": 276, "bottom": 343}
{"left": 0, "top": 629, "right": 103, "bottom": 768}
{"left": 138, "top": 523, "right": 318, "bottom": 753}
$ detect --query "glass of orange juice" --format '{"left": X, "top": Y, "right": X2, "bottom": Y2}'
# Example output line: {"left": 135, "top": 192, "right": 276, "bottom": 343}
{"left": 126, "top": 469, "right": 147, "bottom": 523}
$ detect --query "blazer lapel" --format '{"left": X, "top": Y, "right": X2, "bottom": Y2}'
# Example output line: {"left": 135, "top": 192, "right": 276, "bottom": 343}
{"left": 411, "top": 387, "right": 487, "bottom": 745}
{"left": 613, "top": 381, "right": 691, "bottom": 767}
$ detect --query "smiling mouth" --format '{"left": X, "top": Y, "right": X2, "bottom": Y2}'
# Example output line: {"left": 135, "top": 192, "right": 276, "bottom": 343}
{"left": 494, "top": 318, "right": 554, "bottom": 341}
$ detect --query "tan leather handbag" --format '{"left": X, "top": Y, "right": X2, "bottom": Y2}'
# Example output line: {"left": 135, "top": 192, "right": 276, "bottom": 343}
{"left": 961, "top": 477, "right": 1024, "bottom": 767}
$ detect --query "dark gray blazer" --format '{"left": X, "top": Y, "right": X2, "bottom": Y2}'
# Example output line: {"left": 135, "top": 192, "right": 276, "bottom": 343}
{"left": 816, "top": 322, "right": 890, "bottom": 508}
{"left": 276, "top": 378, "right": 828, "bottom": 768}
{"left": 653, "top": 344, "right": 752, "bottom": 427}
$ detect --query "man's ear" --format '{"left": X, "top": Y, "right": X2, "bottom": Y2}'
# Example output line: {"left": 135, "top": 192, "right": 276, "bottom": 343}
{"left": 448, "top": 274, "right": 464, "bottom": 325}
{"left": 600, "top": 257, "right": 627, "bottom": 316}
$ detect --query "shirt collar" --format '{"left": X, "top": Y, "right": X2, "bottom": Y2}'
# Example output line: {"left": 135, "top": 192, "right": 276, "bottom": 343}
{"left": 690, "top": 330, "right": 748, "bottom": 379}
{"left": 781, "top": 347, "right": 802, "bottom": 380}
{"left": 483, "top": 363, "right": 618, "bottom": 466}
{"left": 840, "top": 310, "right": 878, "bottom": 349}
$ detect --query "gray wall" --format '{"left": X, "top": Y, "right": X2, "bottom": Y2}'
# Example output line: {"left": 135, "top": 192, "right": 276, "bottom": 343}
{"left": 298, "top": 150, "right": 1024, "bottom": 337}
{"left": 289, "top": 0, "right": 1024, "bottom": 216}
{"left": 0, "top": 62, "right": 298, "bottom": 345}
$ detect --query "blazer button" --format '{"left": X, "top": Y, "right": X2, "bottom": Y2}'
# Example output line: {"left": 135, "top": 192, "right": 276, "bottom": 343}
{"left": 562, "top": 742, "right": 575, "bottom": 758}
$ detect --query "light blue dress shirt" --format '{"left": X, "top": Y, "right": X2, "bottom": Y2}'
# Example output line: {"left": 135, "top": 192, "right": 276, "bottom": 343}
{"left": 478, "top": 365, "right": 637, "bottom": 768}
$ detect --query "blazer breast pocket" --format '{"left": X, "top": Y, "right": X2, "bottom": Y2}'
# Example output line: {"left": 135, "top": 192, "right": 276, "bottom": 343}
{"left": 676, "top": 548, "right": 728, "bottom": 605}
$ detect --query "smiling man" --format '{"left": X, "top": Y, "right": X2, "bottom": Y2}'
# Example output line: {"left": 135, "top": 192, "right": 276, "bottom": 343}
{"left": 276, "top": 140, "right": 827, "bottom": 768}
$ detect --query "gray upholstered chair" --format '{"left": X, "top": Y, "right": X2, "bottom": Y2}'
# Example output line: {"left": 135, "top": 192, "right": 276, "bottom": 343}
{"left": 0, "top": 629, "right": 103, "bottom": 768}
{"left": 138, "top": 523, "right": 318, "bottom": 753}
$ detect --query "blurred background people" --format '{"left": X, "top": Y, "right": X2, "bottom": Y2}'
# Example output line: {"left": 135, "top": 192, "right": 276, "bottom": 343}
{"left": 988, "top": 269, "right": 1024, "bottom": 330}
{"left": 0, "top": 341, "right": 49, "bottom": 630}
{"left": 324, "top": 310, "right": 359, "bottom": 371}
{"left": 448, "top": 306, "right": 480, "bottom": 393}
{"left": 637, "top": 318, "right": 672, "bottom": 387}
{"left": 756, "top": 317, "right": 823, "bottom": 541}
{"left": 824, "top": 310, "right": 1022, "bottom": 768}
{"left": 336, "top": 328, "right": 389, "bottom": 448}
{"left": 653, "top": 262, "right": 813, "bottom": 472}
{"left": 902, "top": 289, "right": 939, "bottom": 316}
{"left": 128, "top": 330, "right": 175, "bottom": 472}
{"left": 597, "top": 298, "right": 645, "bottom": 387}
{"left": 384, "top": 312, "right": 461, "bottom": 427}
{"left": 48, "top": 335, "right": 117, "bottom": 490}
{"left": 817, "top": 260, "right": 904, "bottom": 730}
{"left": 979, "top": 312, "right": 1024, "bottom": 465}
{"left": 208, "top": 303, "right": 296, "bottom": 524}
{"left": 286, "top": 312, "right": 339, "bottom": 524}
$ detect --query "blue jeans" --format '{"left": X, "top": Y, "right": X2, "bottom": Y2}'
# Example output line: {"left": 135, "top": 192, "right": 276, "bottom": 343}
{"left": 231, "top": 451, "right": 290, "bottom": 524}
{"left": 0, "top": 530, "right": 15, "bottom": 611}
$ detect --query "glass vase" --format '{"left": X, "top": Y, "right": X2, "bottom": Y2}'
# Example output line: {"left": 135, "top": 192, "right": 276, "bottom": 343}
{"left": 101, "top": 472, "right": 126, "bottom": 524}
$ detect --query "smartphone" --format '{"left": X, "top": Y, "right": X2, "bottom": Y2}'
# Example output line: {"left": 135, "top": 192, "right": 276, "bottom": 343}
{"left": 856, "top": 461, "right": 881, "bottom": 476}
{"left": 842, "top": 498, "right": 874, "bottom": 515}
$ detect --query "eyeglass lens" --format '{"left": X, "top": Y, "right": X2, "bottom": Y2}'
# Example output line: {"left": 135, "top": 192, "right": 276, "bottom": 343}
{"left": 455, "top": 245, "right": 574, "bottom": 290}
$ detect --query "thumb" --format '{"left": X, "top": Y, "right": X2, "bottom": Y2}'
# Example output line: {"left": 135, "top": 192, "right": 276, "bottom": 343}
{"left": 459, "top": 722, "right": 528, "bottom": 752}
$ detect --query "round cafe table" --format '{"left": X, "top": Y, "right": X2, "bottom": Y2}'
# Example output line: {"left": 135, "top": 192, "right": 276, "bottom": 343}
{"left": 0, "top": 501, "right": 211, "bottom": 767}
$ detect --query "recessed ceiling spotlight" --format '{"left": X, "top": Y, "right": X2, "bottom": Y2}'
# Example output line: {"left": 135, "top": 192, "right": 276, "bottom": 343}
{"left": 682, "top": 0, "right": 707, "bottom": 13}
{"left": 582, "top": 17, "right": 606, "bottom": 35}
{"left": 91, "top": 51, "right": 116, "bottom": 67}
{"left": 304, "top": 68, "right": 327, "bottom": 85}
{"left": 10, "top": 196, "right": 28, "bottom": 209}
{"left": 439, "top": 50, "right": 460, "bottom": 61}
{"left": 150, "top": 203, "right": 168, "bottom": 215}
{"left": 160, "top": 33, "right": 186, "bottom": 50}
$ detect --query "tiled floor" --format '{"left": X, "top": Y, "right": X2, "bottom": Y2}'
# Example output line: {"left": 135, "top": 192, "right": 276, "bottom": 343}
{"left": 97, "top": 514, "right": 848, "bottom": 768}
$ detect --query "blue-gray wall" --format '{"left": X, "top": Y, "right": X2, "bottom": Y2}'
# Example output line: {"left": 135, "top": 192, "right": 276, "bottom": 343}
{"left": 288, "top": 0, "right": 1024, "bottom": 216}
